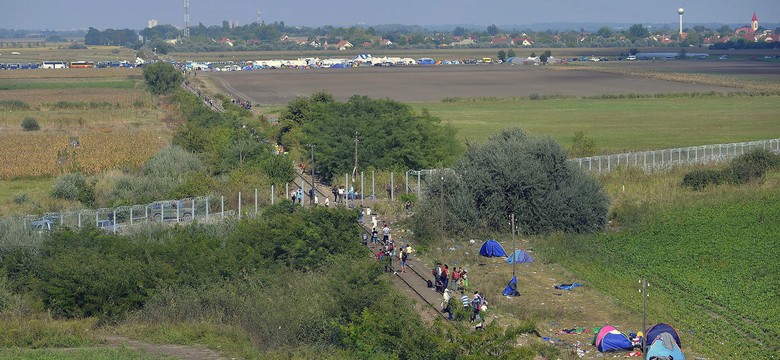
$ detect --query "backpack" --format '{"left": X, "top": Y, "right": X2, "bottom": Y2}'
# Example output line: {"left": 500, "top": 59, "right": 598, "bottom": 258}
{"left": 427, "top": 280, "right": 434, "bottom": 288}
{"left": 401, "top": 251, "right": 408, "bottom": 261}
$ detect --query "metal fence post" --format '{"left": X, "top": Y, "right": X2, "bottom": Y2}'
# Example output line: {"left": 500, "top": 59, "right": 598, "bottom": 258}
{"left": 405, "top": 171, "right": 409, "bottom": 194}
{"left": 238, "top": 192, "right": 242, "bottom": 219}
{"left": 206, "top": 197, "right": 210, "bottom": 221}
{"left": 221, "top": 195, "right": 224, "bottom": 221}
{"left": 417, "top": 171, "right": 421, "bottom": 199}
{"left": 391, "top": 172, "right": 394, "bottom": 201}
{"left": 372, "top": 170, "right": 375, "bottom": 200}
{"left": 361, "top": 171, "right": 364, "bottom": 206}
{"left": 130, "top": 208, "right": 133, "bottom": 226}
{"left": 78, "top": 212, "right": 81, "bottom": 228}
{"left": 271, "top": 185, "right": 275, "bottom": 205}
{"left": 255, "top": 188, "right": 258, "bottom": 214}
{"left": 113, "top": 210, "right": 117, "bottom": 234}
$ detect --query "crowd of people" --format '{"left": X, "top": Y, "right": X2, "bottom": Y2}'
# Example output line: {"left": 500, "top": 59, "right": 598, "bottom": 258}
{"left": 229, "top": 97, "right": 252, "bottom": 110}
{"left": 432, "top": 263, "right": 469, "bottom": 293}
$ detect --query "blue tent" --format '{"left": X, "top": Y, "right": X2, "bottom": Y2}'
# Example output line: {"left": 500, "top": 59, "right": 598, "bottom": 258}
{"left": 646, "top": 332, "right": 685, "bottom": 360}
{"left": 502, "top": 276, "right": 520, "bottom": 296}
{"left": 595, "top": 325, "right": 634, "bottom": 352}
{"left": 645, "top": 323, "right": 682, "bottom": 349}
{"left": 479, "top": 239, "right": 507, "bottom": 257}
{"left": 507, "top": 249, "right": 534, "bottom": 264}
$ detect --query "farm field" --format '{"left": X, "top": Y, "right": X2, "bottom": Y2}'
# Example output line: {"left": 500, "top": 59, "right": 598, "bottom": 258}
{"left": 414, "top": 95, "right": 780, "bottom": 153}
{"left": 0, "top": 70, "right": 168, "bottom": 182}
{"left": 0, "top": 44, "right": 137, "bottom": 64}
{"left": 201, "top": 64, "right": 743, "bottom": 105}
{"left": 203, "top": 61, "right": 780, "bottom": 153}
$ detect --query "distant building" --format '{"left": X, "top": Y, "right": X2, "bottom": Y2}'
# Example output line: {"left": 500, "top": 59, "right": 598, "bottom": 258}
{"left": 735, "top": 12, "right": 759, "bottom": 41}
{"left": 148, "top": 19, "right": 158, "bottom": 28}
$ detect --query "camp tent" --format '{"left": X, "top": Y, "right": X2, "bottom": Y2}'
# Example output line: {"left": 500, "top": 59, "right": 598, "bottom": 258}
{"left": 502, "top": 275, "right": 520, "bottom": 296}
{"left": 479, "top": 239, "right": 507, "bottom": 257}
{"left": 646, "top": 332, "right": 685, "bottom": 360}
{"left": 506, "top": 249, "right": 534, "bottom": 264}
{"left": 645, "top": 323, "right": 681, "bottom": 349}
{"left": 595, "top": 325, "right": 634, "bottom": 352}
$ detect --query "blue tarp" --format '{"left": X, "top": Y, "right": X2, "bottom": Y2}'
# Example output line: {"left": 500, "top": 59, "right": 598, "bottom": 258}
{"left": 507, "top": 249, "right": 534, "bottom": 264}
{"left": 554, "top": 283, "right": 583, "bottom": 291}
{"left": 502, "top": 276, "right": 520, "bottom": 296}
{"left": 479, "top": 239, "right": 507, "bottom": 257}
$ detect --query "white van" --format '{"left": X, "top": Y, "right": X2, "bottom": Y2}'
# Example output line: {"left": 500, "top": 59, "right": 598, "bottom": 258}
{"left": 626, "top": 55, "right": 637, "bottom": 61}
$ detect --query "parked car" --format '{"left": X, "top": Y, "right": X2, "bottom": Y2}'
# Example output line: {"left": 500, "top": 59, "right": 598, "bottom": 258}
{"left": 149, "top": 200, "right": 194, "bottom": 222}
{"left": 719, "top": 55, "right": 728, "bottom": 60}
{"left": 30, "top": 219, "right": 55, "bottom": 232}
{"left": 626, "top": 55, "right": 637, "bottom": 61}
{"left": 97, "top": 219, "right": 121, "bottom": 233}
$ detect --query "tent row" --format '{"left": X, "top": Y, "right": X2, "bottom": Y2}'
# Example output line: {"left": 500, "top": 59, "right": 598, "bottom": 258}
{"left": 594, "top": 323, "right": 685, "bottom": 359}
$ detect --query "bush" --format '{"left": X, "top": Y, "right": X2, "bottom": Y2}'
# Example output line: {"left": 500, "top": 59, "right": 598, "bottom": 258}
{"left": 143, "top": 62, "right": 183, "bottom": 95}
{"left": 414, "top": 128, "right": 609, "bottom": 239}
{"left": 21, "top": 117, "right": 40, "bottom": 131}
{"left": 725, "top": 149, "right": 780, "bottom": 184}
{"left": 51, "top": 173, "right": 94, "bottom": 206}
{"left": 682, "top": 169, "right": 724, "bottom": 191}
{"left": 12, "top": 193, "right": 28, "bottom": 205}
{"left": 682, "top": 149, "right": 780, "bottom": 190}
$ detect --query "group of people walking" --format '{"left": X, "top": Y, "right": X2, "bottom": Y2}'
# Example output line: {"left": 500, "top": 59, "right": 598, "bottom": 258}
{"left": 431, "top": 263, "right": 469, "bottom": 294}
{"left": 374, "top": 222, "right": 414, "bottom": 274}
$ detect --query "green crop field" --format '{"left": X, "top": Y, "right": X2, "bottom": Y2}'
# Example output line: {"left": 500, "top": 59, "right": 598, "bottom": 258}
{"left": 533, "top": 177, "right": 780, "bottom": 358}
{"left": 414, "top": 95, "right": 780, "bottom": 154}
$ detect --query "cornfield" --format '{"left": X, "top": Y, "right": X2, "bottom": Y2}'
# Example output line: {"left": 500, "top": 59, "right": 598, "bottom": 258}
{"left": 0, "top": 131, "right": 166, "bottom": 179}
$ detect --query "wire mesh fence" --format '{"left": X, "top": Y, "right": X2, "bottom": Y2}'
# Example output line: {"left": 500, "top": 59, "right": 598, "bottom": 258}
{"left": 572, "top": 138, "right": 780, "bottom": 174}
{"left": 6, "top": 139, "right": 779, "bottom": 239}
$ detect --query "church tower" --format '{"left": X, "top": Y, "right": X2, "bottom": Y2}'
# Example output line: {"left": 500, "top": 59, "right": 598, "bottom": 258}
{"left": 751, "top": 12, "right": 758, "bottom": 32}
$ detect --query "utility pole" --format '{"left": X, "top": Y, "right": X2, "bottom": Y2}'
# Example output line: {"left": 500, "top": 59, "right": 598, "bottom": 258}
{"left": 353, "top": 132, "right": 359, "bottom": 179}
{"left": 511, "top": 213, "right": 516, "bottom": 277}
{"left": 183, "top": 0, "right": 190, "bottom": 40}
{"left": 641, "top": 279, "right": 648, "bottom": 352}
{"left": 307, "top": 144, "right": 316, "bottom": 205}
{"left": 440, "top": 174, "right": 445, "bottom": 239}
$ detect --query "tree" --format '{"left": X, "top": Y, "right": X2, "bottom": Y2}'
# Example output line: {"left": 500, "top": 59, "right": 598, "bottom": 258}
{"left": 569, "top": 131, "right": 596, "bottom": 157}
{"left": 507, "top": 49, "right": 516, "bottom": 58}
{"left": 486, "top": 24, "right": 499, "bottom": 36}
{"left": 627, "top": 24, "right": 650, "bottom": 40}
{"left": 497, "top": 50, "right": 506, "bottom": 62}
{"left": 143, "top": 62, "right": 183, "bottom": 95}
{"left": 453, "top": 26, "right": 466, "bottom": 37}
{"left": 595, "top": 26, "right": 614, "bottom": 38}
{"left": 413, "top": 128, "right": 608, "bottom": 238}
{"left": 278, "top": 94, "right": 460, "bottom": 182}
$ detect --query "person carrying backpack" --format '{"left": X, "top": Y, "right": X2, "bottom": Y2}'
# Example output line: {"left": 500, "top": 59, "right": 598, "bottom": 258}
{"left": 400, "top": 247, "right": 408, "bottom": 273}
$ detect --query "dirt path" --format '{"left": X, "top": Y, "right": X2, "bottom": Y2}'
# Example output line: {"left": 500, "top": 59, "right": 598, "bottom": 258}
{"left": 100, "top": 334, "right": 227, "bottom": 360}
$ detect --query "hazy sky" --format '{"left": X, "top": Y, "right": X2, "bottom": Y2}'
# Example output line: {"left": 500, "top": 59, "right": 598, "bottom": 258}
{"left": 1, "top": 0, "right": 776, "bottom": 30}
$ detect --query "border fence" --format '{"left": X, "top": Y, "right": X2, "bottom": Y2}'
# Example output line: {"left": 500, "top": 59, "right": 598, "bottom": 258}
{"left": 571, "top": 138, "right": 780, "bottom": 174}
{"left": 5, "top": 139, "right": 779, "bottom": 238}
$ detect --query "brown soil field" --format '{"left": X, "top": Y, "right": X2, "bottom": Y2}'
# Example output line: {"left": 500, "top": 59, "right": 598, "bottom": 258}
{"left": 201, "top": 62, "right": 766, "bottom": 105}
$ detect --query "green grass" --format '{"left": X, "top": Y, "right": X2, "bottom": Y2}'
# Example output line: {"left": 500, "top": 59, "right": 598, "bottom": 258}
{"left": 0, "top": 80, "right": 136, "bottom": 90}
{"left": 0, "top": 178, "right": 57, "bottom": 216}
{"left": 414, "top": 95, "right": 780, "bottom": 154}
{"left": 0, "top": 347, "right": 169, "bottom": 360}
{"left": 532, "top": 178, "right": 780, "bottom": 359}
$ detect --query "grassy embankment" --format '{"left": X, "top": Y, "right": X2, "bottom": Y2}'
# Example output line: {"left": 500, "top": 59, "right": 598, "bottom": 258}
{"left": 532, "top": 167, "right": 780, "bottom": 359}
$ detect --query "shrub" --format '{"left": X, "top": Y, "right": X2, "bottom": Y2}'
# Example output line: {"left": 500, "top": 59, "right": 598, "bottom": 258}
{"left": 12, "top": 193, "right": 28, "bottom": 205}
{"left": 724, "top": 148, "right": 780, "bottom": 184}
{"left": 21, "top": 117, "right": 40, "bottom": 131}
{"left": 0, "top": 100, "right": 30, "bottom": 111}
{"left": 682, "top": 149, "right": 780, "bottom": 190}
{"left": 414, "top": 128, "right": 609, "bottom": 239}
{"left": 51, "top": 173, "right": 94, "bottom": 206}
{"left": 143, "top": 62, "right": 183, "bottom": 95}
{"left": 682, "top": 169, "right": 724, "bottom": 191}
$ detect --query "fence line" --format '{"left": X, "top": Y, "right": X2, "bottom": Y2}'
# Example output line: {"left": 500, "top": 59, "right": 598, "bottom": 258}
{"left": 8, "top": 139, "right": 780, "bottom": 236}
{"left": 571, "top": 138, "right": 780, "bottom": 174}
